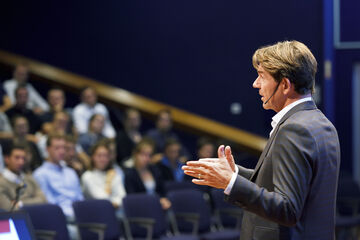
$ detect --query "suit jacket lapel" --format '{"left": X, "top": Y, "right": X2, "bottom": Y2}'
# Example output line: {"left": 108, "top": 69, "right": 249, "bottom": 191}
{"left": 249, "top": 101, "right": 317, "bottom": 182}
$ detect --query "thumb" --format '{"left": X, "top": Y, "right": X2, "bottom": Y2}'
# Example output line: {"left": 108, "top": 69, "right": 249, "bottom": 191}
{"left": 217, "top": 145, "right": 225, "bottom": 159}
{"left": 225, "top": 145, "right": 236, "bottom": 172}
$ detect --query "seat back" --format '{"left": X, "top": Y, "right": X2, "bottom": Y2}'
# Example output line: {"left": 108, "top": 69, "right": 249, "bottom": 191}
{"left": 22, "top": 203, "right": 70, "bottom": 240}
{"left": 167, "top": 189, "right": 211, "bottom": 233}
{"left": 210, "top": 188, "right": 243, "bottom": 228}
{"left": 123, "top": 193, "right": 167, "bottom": 238}
{"left": 73, "top": 199, "right": 121, "bottom": 240}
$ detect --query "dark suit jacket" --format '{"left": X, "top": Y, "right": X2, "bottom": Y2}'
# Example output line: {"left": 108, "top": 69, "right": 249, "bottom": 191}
{"left": 226, "top": 101, "right": 340, "bottom": 240}
{"left": 124, "top": 166, "right": 166, "bottom": 196}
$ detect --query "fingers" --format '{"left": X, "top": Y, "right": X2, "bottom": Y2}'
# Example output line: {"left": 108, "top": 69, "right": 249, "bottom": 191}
{"left": 185, "top": 161, "right": 213, "bottom": 169}
{"left": 225, "top": 145, "right": 236, "bottom": 172}
{"left": 217, "top": 145, "right": 225, "bottom": 158}
{"left": 192, "top": 179, "right": 209, "bottom": 185}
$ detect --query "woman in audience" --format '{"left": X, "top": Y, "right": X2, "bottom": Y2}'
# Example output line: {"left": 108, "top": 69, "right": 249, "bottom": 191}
{"left": 78, "top": 113, "right": 106, "bottom": 154}
{"left": 124, "top": 139, "right": 171, "bottom": 210}
{"left": 81, "top": 142, "right": 126, "bottom": 212}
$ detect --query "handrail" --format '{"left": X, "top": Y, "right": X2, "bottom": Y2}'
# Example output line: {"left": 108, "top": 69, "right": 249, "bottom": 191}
{"left": 0, "top": 49, "right": 267, "bottom": 155}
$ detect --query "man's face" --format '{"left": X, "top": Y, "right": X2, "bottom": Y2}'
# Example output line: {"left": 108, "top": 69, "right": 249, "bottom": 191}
{"left": 126, "top": 111, "right": 141, "bottom": 130}
{"left": 157, "top": 112, "right": 172, "bottom": 132}
{"left": 15, "top": 88, "right": 28, "bottom": 107}
{"left": 82, "top": 88, "right": 97, "bottom": 106}
{"left": 47, "top": 138, "right": 66, "bottom": 164}
{"left": 5, "top": 149, "right": 26, "bottom": 174}
{"left": 165, "top": 143, "right": 181, "bottom": 162}
{"left": 14, "top": 65, "right": 28, "bottom": 84}
{"left": 253, "top": 65, "right": 283, "bottom": 112}
{"left": 48, "top": 90, "right": 65, "bottom": 110}
{"left": 14, "top": 117, "right": 29, "bottom": 137}
{"left": 198, "top": 143, "right": 215, "bottom": 159}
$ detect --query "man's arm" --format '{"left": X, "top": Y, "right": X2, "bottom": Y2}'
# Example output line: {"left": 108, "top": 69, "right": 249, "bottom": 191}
{"left": 226, "top": 123, "right": 314, "bottom": 227}
{"left": 237, "top": 165, "right": 254, "bottom": 180}
{"left": 21, "top": 176, "right": 47, "bottom": 205}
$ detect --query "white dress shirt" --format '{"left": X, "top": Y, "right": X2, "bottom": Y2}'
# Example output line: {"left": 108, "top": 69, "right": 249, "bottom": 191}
{"left": 224, "top": 97, "right": 313, "bottom": 195}
{"left": 72, "top": 103, "right": 116, "bottom": 138}
{"left": 3, "top": 79, "right": 49, "bottom": 111}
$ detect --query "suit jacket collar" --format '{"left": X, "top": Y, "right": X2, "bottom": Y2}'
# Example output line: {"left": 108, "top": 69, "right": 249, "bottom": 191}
{"left": 249, "top": 101, "right": 317, "bottom": 181}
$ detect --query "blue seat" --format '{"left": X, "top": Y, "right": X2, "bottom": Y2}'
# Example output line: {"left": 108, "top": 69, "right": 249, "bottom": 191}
{"left": 22, "top": 203, "right": 70, "bottom": 240}
{"left": 73, "top": 199, "right": 123, "bottom": 240}
{"left": 123, "top": 193, "right": 199, "bottom": 240}
{"left": 167, "top": 189, "right": 240, "bottom": 240}
{"left": 210, "top": 188, "right": 243, "bottom": 230}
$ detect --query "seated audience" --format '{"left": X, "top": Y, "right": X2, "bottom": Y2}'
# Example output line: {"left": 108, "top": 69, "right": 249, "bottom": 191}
{"left": 124, "top": 139, "right": 171, "bottom": 210}
{"left": 73, "top": 86, "right": 115, "bottom": 138}
{"left": 156, "top": 138, "right": 186, "bottom": 182}
{"left": 116, "top": 108, "right": 142, "bottom": 165}
{"left": 5, "top": 85, "right": 42, "bottom": 133}
{"left": 146, "top": 109, "right": 189, "bottom": 162}
{"left": 3, "top": 63, "right": 49, "bottom": 113}
{"left": 11, "top": 115, "right": 43, "bottom": 172}
{"left": 81, "top": 142, "right": 126, "bottom": 211}
{"left": 0, "top": 143, "right": 46, "bottom": 211}
{"left": 64, "top": 135, "right": 87, "bottom": 177}
{"left": 196, "top": 137, "right": 216, "bottom": 159}
{"left": 33, "top": 134, "right": 83, "bottom": 218}
{"left": 78, "top": 114, "right": 106, "bottom": 154}
{"left": 40, "top": 87, "right": 73, "bottom": 124}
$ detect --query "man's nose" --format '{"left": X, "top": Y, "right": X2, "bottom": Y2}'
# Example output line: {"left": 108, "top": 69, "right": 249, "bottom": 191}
{"left": 253, "top": 77, "right": 260, "bottom": 88}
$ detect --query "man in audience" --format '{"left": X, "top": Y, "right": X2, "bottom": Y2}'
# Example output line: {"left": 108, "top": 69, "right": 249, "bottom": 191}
{"left": 116, "top": 108, "right": 142, "bottom": 165}
{"left": 0, "top": 143, "right": 46, "bottom": 211}
{"left": 146, "top": 109, "right": 189, "bottom": 162}
{"left": 3, "top": 63, "right": 49, "bottom": 113}
{"left": 40, "top": 87, "right": 72, "bottom": 123}
{"left": 5, "top": 85, "right": 42, "bottom": 133}
{"left": 73, "top": 86, "right": 115, "bottom": 138}
{"left": 11, "top": 115, "right": 43, "bottom": 172}
{"left": 156, "top": 138, "right": 186, "bottom": 182}
{"left": 64, "top": 135, "right": 87, "bottom": 177}
{"left": 196, "top": 137, "right": 215, "bottom": 159}
{"left": 33, "top": 134, "right": 83, "bottom": 218}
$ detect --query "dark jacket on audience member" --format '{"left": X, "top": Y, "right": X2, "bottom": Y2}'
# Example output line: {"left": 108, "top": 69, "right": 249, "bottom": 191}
{"left": 124, "top": 166, "right": 165, "bottom": 196}
{"left": 116, "top": 130, "right": 136, "bottom": 165}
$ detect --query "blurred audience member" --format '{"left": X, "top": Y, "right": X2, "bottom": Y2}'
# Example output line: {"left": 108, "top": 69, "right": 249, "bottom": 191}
{"left": 11, "top": 115, "right": 42, "bottom": 172}
{"left": 196, "top": 137, "right": 216, "bottom": 159}
{"left": 40, "top": 87, "right": 72, "bottom": 124}
{"left": 81, "top": 142, "right": 126, "bottom": 211}
{"left": 0, "top": 143, "right": 46, "bottom": 211}
{"left": 146, "top": 109, "right": 189, "bottom": 163}
{"left": 124, "top": 139, "right": 170, "bottom": 210}
{"left": 0, "top": 111, "right": 12, "bottom": 139}
{"left": 116, "top": 108, "right": 142, "bottom": 165}
{"left": 73, "top": 86, "right": 115, "bottom": 138}
{"left": 64, "top": 135, "right": 87, "bottom": 177}
{"left": 37, "top": 111, "right": 73, "bottom": 159}
{"left": 156, "top": 138, "right": 186, "bottom": 182}
{"left": 33, "top": 134, "right": 83, "bottom": 218}
{"left": 5, "top": 85, "right": 42, "bottom": 133}
{"left": 78, "top": 114, "right": 106, "bottom": 154}
{"left": 0, "top": 84, "right": 11, "bottom": 112}
{"left": 102, "top": 138, "right": 125, "bottom": 182}
{"left": 3, "top": 63, "right": 49, "bottom": 113}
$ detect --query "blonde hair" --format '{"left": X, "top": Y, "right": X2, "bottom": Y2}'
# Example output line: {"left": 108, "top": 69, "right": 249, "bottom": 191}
{"left": 252, "top": 40, "right": 317, "bottom": 94}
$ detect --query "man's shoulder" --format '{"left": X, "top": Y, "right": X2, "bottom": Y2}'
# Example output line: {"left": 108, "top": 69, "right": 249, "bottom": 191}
{"left": 3, "top": 79, "right": 16, "bottom": 88}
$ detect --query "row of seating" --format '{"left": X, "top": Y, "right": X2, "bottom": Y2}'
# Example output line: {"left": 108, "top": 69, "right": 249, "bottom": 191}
{"left": 21, "top": 188, "right": 242, "bottom": 240}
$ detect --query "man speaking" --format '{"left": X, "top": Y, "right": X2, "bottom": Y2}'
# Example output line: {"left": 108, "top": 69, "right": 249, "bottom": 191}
{"left": 183, "top": 40, "right": 340, "bottom": 240}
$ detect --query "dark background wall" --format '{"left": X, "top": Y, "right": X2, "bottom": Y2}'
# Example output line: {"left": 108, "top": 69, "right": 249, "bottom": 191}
{"left": 0, "top": 0, "right": 357, "bottom": 171}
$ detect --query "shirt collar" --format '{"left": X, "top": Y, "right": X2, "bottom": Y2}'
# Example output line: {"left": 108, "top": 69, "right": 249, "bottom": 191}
{"left": 2, "top": 168, "right": 24, "bottom": 184}
{"left": 43, "top": 160, "right": 67, "bottom": 171}
{"left": 270, "top": 97, "right": 313, "bottom": 136}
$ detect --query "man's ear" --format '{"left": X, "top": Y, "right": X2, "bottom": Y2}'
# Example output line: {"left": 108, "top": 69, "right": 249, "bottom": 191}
{"left": 282, "top": 78, "right": 292, "bottom": 95}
